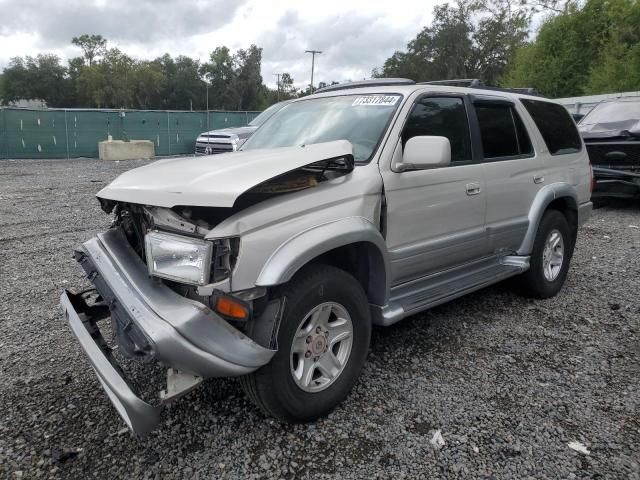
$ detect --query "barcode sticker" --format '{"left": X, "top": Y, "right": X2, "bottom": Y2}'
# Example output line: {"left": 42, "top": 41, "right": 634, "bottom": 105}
{"left": 352, "top": 95, "right": 399, "bottom": 106}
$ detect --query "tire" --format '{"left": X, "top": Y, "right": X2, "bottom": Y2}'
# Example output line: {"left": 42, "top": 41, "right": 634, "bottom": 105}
{"left": 518, "top": 209, "right": 574, "bottom": 299}
{"left": 240, "top": 264, "right": 371, "bottom": 422}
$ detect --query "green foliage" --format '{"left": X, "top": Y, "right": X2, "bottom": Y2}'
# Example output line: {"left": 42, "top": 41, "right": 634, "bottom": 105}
{"left": 375, "top": 0, "right": 531, "bottom": 86}
{"left": 503, "top": 0, "right": 640, "bottom": 96}
{"left": 71, "top": 34, "right": 107, "bottom": 66}
{"left": 2, "top": 34, "right": 288, "bottom": 110}
{"left": 1, "top": 54, "right": 70, "bottom": 107}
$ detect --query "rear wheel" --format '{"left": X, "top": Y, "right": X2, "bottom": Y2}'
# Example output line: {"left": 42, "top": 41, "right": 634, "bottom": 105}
{"left": 240, "top": 265, "right": 371, "bottom": 422}
{"left": 518, "top": 209, "right": 574, "bottom": 299}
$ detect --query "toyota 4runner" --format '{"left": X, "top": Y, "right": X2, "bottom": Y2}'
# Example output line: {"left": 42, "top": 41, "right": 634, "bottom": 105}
{"left": 61, "top": 79, "right": 593, "bottom": 435}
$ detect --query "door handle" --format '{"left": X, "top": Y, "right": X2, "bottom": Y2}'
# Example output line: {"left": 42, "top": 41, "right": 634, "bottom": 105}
{"left": 466, "top": 182, "right": 482, "bottom": 195}
{"left": 533, "top": 174, "right": 545, "bottom": 184}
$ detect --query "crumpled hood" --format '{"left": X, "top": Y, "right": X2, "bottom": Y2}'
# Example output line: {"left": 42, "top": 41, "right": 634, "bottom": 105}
{"left": 97, "top": 140, "right": 353, "bottom": 208}
{"left": 579, "top": 119, "right": 640, "bottom": 139}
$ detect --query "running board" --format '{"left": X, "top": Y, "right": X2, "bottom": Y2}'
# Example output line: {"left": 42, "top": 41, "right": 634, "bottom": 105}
{"left": 372, "top": 255, "right": 529, "bottom": 326}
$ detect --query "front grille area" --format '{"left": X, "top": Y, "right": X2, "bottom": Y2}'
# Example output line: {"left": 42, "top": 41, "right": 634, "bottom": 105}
{"left": 195, "top": 142, "right": 234, "bottom": 155}
{"left": 586, "top": 141, "right": 640, "bottom": 169}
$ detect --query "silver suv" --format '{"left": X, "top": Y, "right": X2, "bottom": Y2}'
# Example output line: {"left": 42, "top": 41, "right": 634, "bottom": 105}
{"left": 194, "top": 101, "right": 289, "bottom": 155}
{"left": 61, "top": 79, "right": 593, "bottom": 435}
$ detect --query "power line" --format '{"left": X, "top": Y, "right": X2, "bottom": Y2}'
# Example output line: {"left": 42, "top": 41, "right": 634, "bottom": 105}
{"left": 305, "top": 50, "right": 322, "bottom": 93}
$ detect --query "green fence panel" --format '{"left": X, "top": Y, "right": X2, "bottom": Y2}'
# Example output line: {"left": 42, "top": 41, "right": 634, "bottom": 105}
{"left": 0, "top": 109, "right": 7, "bottom": 159}
{"left": 168, "top": 111, "right": 209, "bottom": 156}
{"left": 3, "top": 109, "right": 68, "bottom": 158}
{"left": 68, "top": 110, "right": 122, "bottom": 158}
{"left": 0, "top": 108, "right": 261, "bottom": 159}
{"left": 121, "top": 111, "right": 170, "bottom": 156}
{"left": 208, "top": 111, "right": 254, "bottom": 130}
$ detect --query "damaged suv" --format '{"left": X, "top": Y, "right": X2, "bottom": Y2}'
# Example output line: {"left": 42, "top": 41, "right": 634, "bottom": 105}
{"left": 579, "top": 97, "right": 640, "bottom": 200}
{"left": 61, "top": 79, "right": 593, "bottom": 435}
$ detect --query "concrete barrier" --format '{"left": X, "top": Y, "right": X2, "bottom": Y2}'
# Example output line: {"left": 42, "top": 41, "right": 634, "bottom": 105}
{"left": 99, "top": 140, "right": 155, "bottom": 161}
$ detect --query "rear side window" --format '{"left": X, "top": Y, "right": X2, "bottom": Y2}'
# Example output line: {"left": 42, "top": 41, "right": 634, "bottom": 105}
{"left": 402, "top": 97, "right": 472, "bottom": 163}
{"left": 521, "top": 99, "right": 582, "bottom": 155}
{"left": 475, "top": 103, "right": 533, "bottom": 159}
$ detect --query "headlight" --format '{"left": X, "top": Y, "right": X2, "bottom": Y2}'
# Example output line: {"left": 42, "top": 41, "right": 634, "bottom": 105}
{"left": 230, "top": 134, "right": 240, "bottom": 151}
{"left": 145, "top": 231, "right": 213, "bottom": 285}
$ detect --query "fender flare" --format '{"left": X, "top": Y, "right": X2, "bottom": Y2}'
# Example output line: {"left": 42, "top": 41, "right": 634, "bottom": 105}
{"left": 518, "top": 183, "right": 578, "bottom": 255}
{"left": 255, "top": 216, "right": 391, "bottom": 305}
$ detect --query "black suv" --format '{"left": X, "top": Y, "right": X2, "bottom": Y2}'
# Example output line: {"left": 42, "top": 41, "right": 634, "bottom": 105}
{"left": 579, "top": 97, "right": 640, "bottom": 200}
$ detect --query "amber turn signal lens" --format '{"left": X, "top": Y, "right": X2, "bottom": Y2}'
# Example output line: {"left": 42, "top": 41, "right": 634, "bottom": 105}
{"left": 215, "top": 296, "right": 249, "bottom": 319}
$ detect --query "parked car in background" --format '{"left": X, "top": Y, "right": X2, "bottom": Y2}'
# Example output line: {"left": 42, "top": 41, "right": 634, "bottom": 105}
{"left": 62, "top": 79, "right": 592, "bottom": 435}
{"left": 579, "top": 97, "right": 640, "bottom": 200}
{"left": 194, "top": 101, "right": 290, "bottom": 155}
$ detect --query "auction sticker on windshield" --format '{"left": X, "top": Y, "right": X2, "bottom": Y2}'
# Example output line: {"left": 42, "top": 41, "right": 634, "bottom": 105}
{"left": 352, "top": 95, "right": 399, "bottom": 106}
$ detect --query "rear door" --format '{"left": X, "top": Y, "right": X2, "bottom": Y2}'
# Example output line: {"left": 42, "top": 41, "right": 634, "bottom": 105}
{"left": 470, "top": 96, "right": 545, "bottom": 254}
{"left": 381, "top": 94, "right": 488, "bottom": 285}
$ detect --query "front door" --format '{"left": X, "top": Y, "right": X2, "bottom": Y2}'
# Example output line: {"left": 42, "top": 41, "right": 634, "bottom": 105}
{"left": 381, "top": 95, "right": 488, "bottom": 286}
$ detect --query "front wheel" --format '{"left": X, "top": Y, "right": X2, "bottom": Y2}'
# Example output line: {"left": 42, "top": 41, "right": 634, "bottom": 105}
{"left": 518, "top": 209, "right": 574, "bottom": 299}
{"left": 240, "top": 265, "right": 371, "bottom": 422}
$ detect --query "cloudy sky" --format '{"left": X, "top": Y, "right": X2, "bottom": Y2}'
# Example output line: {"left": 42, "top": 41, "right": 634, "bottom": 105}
{"left": 0, "top": 0, "right": 445, "bottom": 89}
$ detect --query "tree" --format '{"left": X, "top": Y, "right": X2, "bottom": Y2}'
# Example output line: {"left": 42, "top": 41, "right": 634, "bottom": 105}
{"left": 375, "top": 0, "right": 530, "bottom": 86}
{"left": 72, "top": 34, "right": 107, "bottom": 66}
{"left": 280, "top": 73, "right": 296, "bottom": 97}
{"left": 131, "top": 60, "right": 164, "bottom": 109}
{"left": 503, "top": 0, "right": 640, "bottom": 96}
{"left": 233, "top": 45, "right": 264, "bottom": 110}
{"left": 77, "top": 63, "right": 107, "bottom": 107}
{"left": 201, "top": 46, "right": 237, "bottom": 109}
{"left": 156, "top": 54, "right": 205, "bottom": 110}
{"left": 1, "top": 54, "right": 69, "bottom": 107}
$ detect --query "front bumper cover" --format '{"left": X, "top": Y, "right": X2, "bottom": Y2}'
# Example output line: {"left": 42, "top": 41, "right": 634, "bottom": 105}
{"left": 592, "top": 166, "right": 640, "bottom": 199}
{"left": 60, "top": 227, "right": 276, "bottom": 435}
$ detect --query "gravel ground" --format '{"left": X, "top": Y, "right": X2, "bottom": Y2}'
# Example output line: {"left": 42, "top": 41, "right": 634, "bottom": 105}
{"left": 1, "top": 157, "right": 639, "bottom": 479}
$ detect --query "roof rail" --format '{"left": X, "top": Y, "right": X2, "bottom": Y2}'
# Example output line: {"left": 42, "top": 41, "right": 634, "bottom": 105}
{"left": 419, "top": 79, "right": 541, "bottom": 96}
{"left": 421, "top": 79, "right": 485, "bottom": 88}
{"left": 315, "top": 78, "right": 415, "bottom": 93}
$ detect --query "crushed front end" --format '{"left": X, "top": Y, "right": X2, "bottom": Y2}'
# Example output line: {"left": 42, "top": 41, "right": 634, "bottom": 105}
{"left": 61, "top": 204, "right": 278, "bottom": 435}
{"left": 585, "top": 140, "right": 640, "bottom": 199}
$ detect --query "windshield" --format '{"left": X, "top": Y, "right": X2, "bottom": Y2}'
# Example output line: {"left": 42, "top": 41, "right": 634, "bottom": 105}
{"left": 248, "top": 102, "right": 287, "bottom": 127}
{"left": 242, "top": 94, "right": 403, "bottom": 162}
{"left": 580, "top": 100, "right": 640, "bottom": 125}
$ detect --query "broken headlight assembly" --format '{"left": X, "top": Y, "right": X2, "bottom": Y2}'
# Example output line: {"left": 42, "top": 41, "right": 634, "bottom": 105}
{"left": 145, "top": 231, "right": 213, "bottom": 285}
{"left": 144, "top": 231, "right": 239, "bottom": 286}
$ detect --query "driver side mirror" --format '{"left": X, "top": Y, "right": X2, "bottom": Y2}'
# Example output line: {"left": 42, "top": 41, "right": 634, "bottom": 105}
{"left": 397, "top": 136, "right": 451, "bottom": 171}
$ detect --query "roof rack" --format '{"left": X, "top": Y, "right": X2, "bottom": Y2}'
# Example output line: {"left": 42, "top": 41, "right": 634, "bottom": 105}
{"left": 420, "top": 79, "right": 541, "bottom": 96}
{"left": 315, "top": 78, "right": 415, "bottom": 93}
{"left": 421, "top": 79, "right": 485, "bottom": 88}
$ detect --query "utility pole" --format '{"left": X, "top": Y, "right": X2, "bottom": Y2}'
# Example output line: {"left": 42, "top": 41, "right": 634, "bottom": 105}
{"left": 305, "top": 50, "right": 322, "bottom": 93}
{"left": 273, "top": 73, "right": 281, "bottom": 100}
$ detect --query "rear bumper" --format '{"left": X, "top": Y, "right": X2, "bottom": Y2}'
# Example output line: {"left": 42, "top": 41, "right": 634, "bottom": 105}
{"left": 61, "top": 227, "right": 276, "bottom": 434}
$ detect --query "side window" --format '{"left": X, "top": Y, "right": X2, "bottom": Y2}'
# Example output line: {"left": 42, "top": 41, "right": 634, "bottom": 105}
{"left": 402, "top": 97, "right": 472, "bottom": 163}
{"left": 475, "top": 103, "right": 533, "bottom": 159}
{"left": 521, "top": 99, "right": 582, "bottom": 155}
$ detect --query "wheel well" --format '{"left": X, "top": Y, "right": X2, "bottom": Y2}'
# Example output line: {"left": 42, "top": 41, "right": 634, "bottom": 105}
{"left": 547, "top": 196, "right": 578, "bottom": 242}
{"left": 309, "top": 242, "right": 387, "bottom": 306}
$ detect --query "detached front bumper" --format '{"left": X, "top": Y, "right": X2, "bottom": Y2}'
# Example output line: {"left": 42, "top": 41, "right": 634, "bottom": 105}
{"left": 60, "top": 228, "right": 275, "bottom": 435}
{"left": 592, "top": 166, "right": 640, "bottom": 199}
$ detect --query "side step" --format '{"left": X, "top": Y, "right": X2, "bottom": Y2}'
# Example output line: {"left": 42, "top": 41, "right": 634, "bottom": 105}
{"left": 372, "top": 255, "right": 529, "bottom": 326}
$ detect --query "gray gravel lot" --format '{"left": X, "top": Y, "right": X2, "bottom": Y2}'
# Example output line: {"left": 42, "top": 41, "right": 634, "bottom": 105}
{"left": 1, "top": 157, "right": 639, "bottom": 479}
